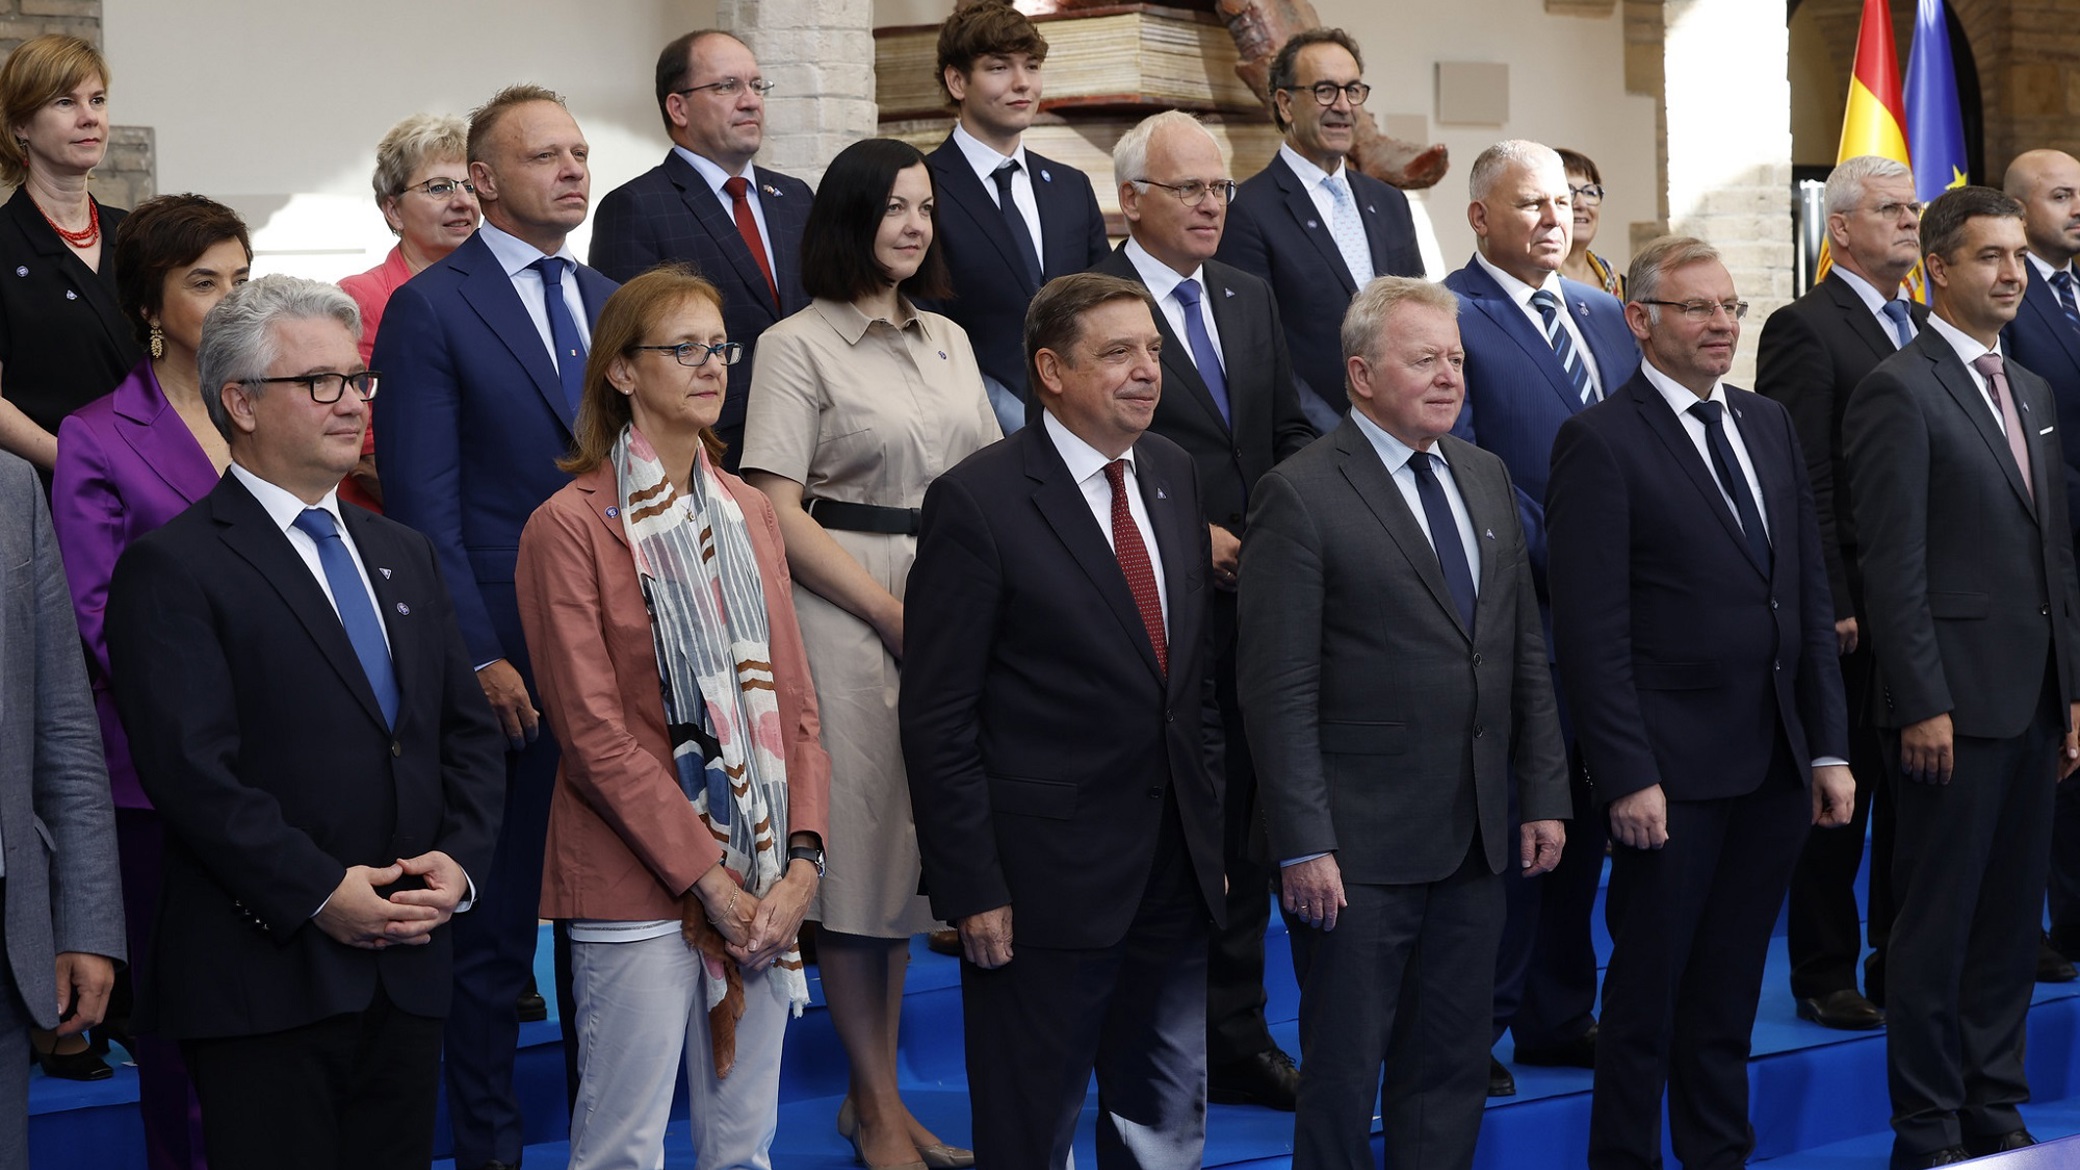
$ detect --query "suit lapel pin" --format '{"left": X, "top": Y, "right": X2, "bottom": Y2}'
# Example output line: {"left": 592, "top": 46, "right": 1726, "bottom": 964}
{"left": 937, "top": 350, "right": 948, "bottom": 360}
{"left": 1156, "top": 486, "right": 1168, "bottom": 500}
{"left": 379, "top": 567, "right": 392, "bottom": 580}
{"left": 1484, "top": 528, "right": 1495, "bottom": 540}
{"left": 1307, "top": 219, "right": 1320, "bottom": 229}
{"left": 1367, "top": 204, "right": 1376, "bottom": 213}
{"left": 395, "top": 602, "right": 410, "bottom": 615}
{"left": 64, "top": 289, "right": 76, "bottom": 300}
{"left": 13, "top": 266, "right": 24, "bottom": 277}
{"left": 605, "top": 505, "right": 620, "bottom": 518}
{"left": 1041, "top": 169, "right": 1053, "bottom": 183}
{"left": 761, "top": 184, "right": 780, "bottom": 198}
{"left": 1224, "top": 287, "right": 1235, "bottom": 298}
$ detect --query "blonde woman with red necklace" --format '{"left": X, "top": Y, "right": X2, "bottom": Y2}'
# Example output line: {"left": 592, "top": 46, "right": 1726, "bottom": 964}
{"left": 0, "top": 34, "right": 139, "bottom": 475}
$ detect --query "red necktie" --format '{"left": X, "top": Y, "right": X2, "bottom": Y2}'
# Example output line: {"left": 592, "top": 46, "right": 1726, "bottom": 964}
{"left": 723, "top": 176, "right": 779, "bottom": 310}
{"left": 1104, "top": 459, "right": 1167, "bottom": 675}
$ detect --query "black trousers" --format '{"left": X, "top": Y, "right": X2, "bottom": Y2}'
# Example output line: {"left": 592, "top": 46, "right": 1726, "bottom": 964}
{"left": 1206, "top": 590, "right": 1279, "bottom": 1068}
{"left": 1589, "top": 765, "right": 1809, "bottom": 1170}
{"left": 1786, "top": 639, "right": 1894, "bottom": 999}
{"left": 1495, "top": 737, "right": 1604, "bottom": 1050}
{"left": 1294, "top": 839, "right": 1502, "bottom": 1170}
{"left": 184, "top": 983, "right": 444, "bottom": 1170}
{"left": 1885, "top": 698, "right": 2060, "bottom": 1160}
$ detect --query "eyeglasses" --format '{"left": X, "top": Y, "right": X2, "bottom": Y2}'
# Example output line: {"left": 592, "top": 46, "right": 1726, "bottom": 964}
{"left": 1637, "top": 299, "right": 1749, "bottom": 321}
{"left": 1570, "top": 183, "right": 1605, "bottom": 206}
{"left": 1280, "top": 81, "right": 1371, "bottom": 107}
{"left": 244, "top": 371, "right": 380, "bottom": 403}
{"left": 404, "top": 177, "right": 475, "bottom": 200}
{"left": 633, "top": 341, "right": 744, "bottom": 368}
{"left": 1131, "top": 178, "right": 1238, "bottom": 207}
{"left": 1864, "top": 200, "right": 1926, "bottom": 219}
{"left": 675, "top": 78, "right": 775, "bottom": 99}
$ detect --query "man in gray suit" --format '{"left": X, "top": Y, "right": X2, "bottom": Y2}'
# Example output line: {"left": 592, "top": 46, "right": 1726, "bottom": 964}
{"left": 1238, "top": 276, "right": 1569, "bottom": 1170}
{"left": 1846, "top": 185, "right": 2080, "bottom": 1168}
{"left": 0, "top": 449, "right": 123, "bottom": 1169}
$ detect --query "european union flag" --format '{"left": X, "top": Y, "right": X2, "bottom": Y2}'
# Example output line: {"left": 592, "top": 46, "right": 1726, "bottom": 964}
{"left": 1905, "top": 0, "right": 1968, "bottom": 202}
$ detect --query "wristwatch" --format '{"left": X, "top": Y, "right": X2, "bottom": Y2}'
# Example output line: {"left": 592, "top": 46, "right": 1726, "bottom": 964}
{"left": 787, "top": 844, "right": 825, "bottom": 877}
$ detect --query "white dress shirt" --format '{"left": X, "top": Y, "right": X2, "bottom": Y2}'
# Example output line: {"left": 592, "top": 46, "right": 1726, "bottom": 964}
{"left": 676, "top": 145, "right": 775, "bottom": 264}
{"left": 1923, "top": 314, "right": 2011, "bottom": 433}
{"left": 1831, "top": 263, "right": 1918, "bottom": 346}
{"left": 1123, "top": 235, "right": 1226, "bottom": 371}
{"left": 950, "top": 121, "right": 1043, "bottom": 252}
{"left": 1474, "top": 252, "right": 1605, "bottom": 397}
{"left": 1279, "top": 143, "right": 1349, "bottom": 231}
{"left": 1640, "top": 361, "right": 1770, "bottom": 542}
{"left": 476, "top": 219, "right": 593, "bottom": 377}
{"left": 1347, "top": 407, "right": 1482, "bottom": 588}
{"left": 1042, "top": 409, "right": 1169, "bottom": 630}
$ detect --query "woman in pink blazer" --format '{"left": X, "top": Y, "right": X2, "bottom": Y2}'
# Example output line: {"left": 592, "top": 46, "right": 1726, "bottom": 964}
{"left": 516, "top": 266, "right": 830, "bottom": 1170}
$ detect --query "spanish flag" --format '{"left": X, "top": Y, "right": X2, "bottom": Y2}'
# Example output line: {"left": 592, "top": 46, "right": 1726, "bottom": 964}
{"left": 1819, "top": 0, "right": 1912, "bottom": 282}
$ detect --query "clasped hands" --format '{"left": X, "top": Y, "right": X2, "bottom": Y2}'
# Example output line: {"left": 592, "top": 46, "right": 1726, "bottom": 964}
{"left": 691, "top": 855, "right": 819, "bottom": 973}
{"left": 314, "top": 850, "right": 468, "bottom": 950}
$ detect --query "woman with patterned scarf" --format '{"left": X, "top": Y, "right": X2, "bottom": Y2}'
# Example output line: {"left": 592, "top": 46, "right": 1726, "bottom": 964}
{"left": 516, "top": 266, "right": 831, "bottom": 1170}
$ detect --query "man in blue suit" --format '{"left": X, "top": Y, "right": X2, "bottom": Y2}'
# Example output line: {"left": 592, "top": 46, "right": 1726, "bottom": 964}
{"left": 374, "top": 84, "right": 618, "bottom": 1170}
{"left": 589, "top": 30, "right": 810, "bottom": 466}
{"left": 1217, "top": 27, "right": 1423, "bottom": 432}
{"left": 2001, "top": 148, "right": 2080, "bottom": 978}
{"left": 1443, "top": 139, "right": 1638, "bottom": 1094}
{"left": 922, "top": 0, "right": 1109, "bottom": 433}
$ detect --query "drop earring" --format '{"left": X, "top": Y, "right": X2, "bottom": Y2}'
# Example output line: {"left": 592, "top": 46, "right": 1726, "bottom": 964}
{"left": 148, "top": 323, "right": 164, "bottom": 360}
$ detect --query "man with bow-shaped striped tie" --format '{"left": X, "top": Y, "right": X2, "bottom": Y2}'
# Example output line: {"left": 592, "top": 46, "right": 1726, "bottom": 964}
{"left": 106, "top": 276, "right": 503, "bottom": 1170}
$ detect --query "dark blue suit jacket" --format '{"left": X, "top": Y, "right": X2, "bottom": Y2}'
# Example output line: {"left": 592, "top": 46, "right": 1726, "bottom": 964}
{"left": 1445, "top": 257, "right": 1639, "bottom": 581}
{"left": 2001, "top": 265, "right": 2080, "bottom": 539}
{"left": 1547, "top": 372, "right": 1846, "bottom": 806}
{"left": 1217, "top": 152, "right": 1423, "bottom": 411}
{"left": 373, "top": 230, "right": 618, "bottom": 674}
{"left": 588, "top": 151, "right": 812, "bottom": 447}
{"left": 920, "top": 136, "right": 1109, "bottom": 398}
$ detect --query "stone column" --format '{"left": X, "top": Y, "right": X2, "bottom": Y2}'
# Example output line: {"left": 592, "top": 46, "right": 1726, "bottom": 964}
{"left": 0, "top": 0, "right": 155, "bottom": 207}
{"left": 1657, "top": 0, "right": 1793, "bottom": 386}
{"left": 720, "top": 0, "right": 878, "bottom": 186}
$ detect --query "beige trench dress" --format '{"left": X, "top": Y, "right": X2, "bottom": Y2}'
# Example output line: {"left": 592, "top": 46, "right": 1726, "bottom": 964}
{"left": 740, "top": 296, "right": 1000, "bottom": 938}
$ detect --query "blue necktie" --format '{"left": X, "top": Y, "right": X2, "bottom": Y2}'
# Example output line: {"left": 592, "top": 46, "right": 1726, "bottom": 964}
{"left": 1688, "top": 400, "right": 1772, "bottom": 574}
{"left": 2052, "top": 270, "right": 2080, "bottom": 337}
{"left": 990, "top": 160, "right": 1043, "bottom": 290}
{"left": 1409, "top": 452, "right": 1476, "bottom": 632}
{"left": 1880, "top": 299, "right": 1914, "bottom": 349}
{"left": 1173, "top": 278, "right": 1231, "bottom": 425}
{"left": 1530, "top": 289, "right": 1595, "bottom": 404}
{"left": 531, "top": 257, "right": 586, "bottom": 412}
{"left": 292, "top": 508, "right": 400, "bottom": 729}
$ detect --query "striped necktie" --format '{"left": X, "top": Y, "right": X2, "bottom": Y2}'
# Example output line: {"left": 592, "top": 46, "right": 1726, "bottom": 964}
{"left": 1530, "top": 288, "right": 1595, "bottom": 404}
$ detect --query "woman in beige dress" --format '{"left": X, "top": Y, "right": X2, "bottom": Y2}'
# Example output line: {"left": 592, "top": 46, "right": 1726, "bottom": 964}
{"left": 741, "top": 138, "right": 997, "bottom": 1170}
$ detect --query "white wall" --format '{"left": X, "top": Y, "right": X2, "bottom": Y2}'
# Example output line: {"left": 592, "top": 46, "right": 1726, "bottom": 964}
{"left": 103, "top": 0, "right": 717, "bottom": 280}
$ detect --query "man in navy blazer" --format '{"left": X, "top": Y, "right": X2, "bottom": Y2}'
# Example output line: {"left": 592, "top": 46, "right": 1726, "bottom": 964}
{"left": 374, "top": 85, "right": 617, "bottom": 1170}
{"left": 589, "top": 30, "right": 811, "bottom": 464}
{"left": 2001, "top": 149, "right": 2080, "bottom": 974}
{"left": 1548, "top": 238, "right": 1854, "bottom": 1169}
{"left": 921, "top": 1, "right": 1109, "bottom": 433}
{"left": 1217, "top": 28, "right": 1423, "bottom": 431}
{"left": 1442, "top": 140, "right": 1637, "bottom": 1091}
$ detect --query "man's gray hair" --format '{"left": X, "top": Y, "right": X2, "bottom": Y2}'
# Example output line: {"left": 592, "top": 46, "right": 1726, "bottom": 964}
{"left": 1469, "top": 139, "right": 1561, "bottom": 203}
{"left": 1626, "top": 235, "right": 1723, "bottom": 315}
{"left": 1340, "top": 276, "right": 1460, "bottom": 382}
{"left": 1824, "top": 154, "right": 1913, "bottom": 218}
{"left": 200, "top": 274, "right": 362, "bottom": 441}
{"left": 1111, "top": 110, "right": 1223, "bottom": 192}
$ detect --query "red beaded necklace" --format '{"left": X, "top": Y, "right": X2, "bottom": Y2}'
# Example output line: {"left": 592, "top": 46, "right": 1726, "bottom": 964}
{"left": 35, "top": 197, "right": 98, "bottom": 248}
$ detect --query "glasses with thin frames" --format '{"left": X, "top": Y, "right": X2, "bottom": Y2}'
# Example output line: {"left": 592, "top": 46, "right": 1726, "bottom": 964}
{"left": 1282, "top": 81, "right": 1371, "bottom": 107}
{"left": 246, "top": 371, "right": 380, "bottom": 403}
{"left": 634, "top": 341, "right": 744, "bottom": 368}
{"left": 1638, "top": 299, "right": 1749, "bottom": 321}
{"left": 1865, "top": 200, "right": 1926, "bottom": 219}
{"left": 405, "top": 177, "right": 475, "bottom": 199}
{"left": 1570, "top": 183, "right": 1605, "bottom": 206}
{"left": 675, "top": 78, "right": 775, "bottom": 99}
{"left": 1132, "top": 178, "right": 1238, "bottom": 207}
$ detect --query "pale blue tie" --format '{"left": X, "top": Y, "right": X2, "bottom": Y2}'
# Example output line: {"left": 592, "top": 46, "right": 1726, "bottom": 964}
{"left": 1326, "top": 177, "right": 1374, "bottom": 287}
{"left": 1880, "top": 299, "right": 1914, "bottom": 349}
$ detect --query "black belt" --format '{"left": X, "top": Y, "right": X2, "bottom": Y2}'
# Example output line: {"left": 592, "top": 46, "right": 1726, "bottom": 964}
{"left": 807, "top": 498, "right": 921, "bottom": 535}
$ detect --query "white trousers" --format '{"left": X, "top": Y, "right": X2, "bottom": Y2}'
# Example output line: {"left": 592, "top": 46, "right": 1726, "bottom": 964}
{"left": 567, "top": 932, "right": 790, "bottom": 1170}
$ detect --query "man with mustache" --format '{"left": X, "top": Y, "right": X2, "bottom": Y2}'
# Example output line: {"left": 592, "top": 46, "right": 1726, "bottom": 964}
{"left": 1848, "top": 186, "right": 2080, "bottom": 1168}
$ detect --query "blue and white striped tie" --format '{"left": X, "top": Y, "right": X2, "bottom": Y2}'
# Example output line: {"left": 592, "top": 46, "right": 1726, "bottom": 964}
{"left": 1531, "top": 289, "right": 1594, "bottom": 404}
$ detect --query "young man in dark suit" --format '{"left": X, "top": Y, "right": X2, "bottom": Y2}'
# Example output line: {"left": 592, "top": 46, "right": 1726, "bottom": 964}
{"left": 1757, "top": 154, "right": 1928, "bottom": 1028}
{"left": 373, "top": 85, "right": 617, "bottom": 1170}
{"left": 922, "top": 0, "right": 1109, "bottom": 433}
{"left": 106, "top": 276, "right": 503, "bottom": 1170}
{"left": 1217, "top": 28, "right": 1423, "bottom": 431}
{"left": 589, "top": 30, "right": 812, "bottom": 463}
{"left": 902, "top": 273, "right": 1225, "bottom": 1170}
{"left": 1847, "top": 187, "right": 2080, "bottom": 1168}
{"left": 1547, "top": 238, "right": 1854, "bottom": 1170}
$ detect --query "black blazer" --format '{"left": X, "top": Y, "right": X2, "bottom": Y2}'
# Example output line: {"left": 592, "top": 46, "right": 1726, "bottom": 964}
{"left": 1757, "top": 271, "right": 1928, "bottom": 619}
{"left": 0, "top": 187, "right": 138, "bottom": 438}
{"left": 1548, "top": 372, "right": 1848, "bottom": 806}
{"left": 1238, "top": 419, "right": 1569, "bottom": 883}
{"left": 1216, "top": 152, "right": 1423, "bottom": 411}
{"left": 919, "top": 136, "right": 1110, "bottom": 399}
{"left": 105, "top": 473, "right": 504, "bottom": 1040}
{"left": 1090, "top": 246, "right": 1314, "bottom": 532}
{"left": 588, "top": 151, "right": 813, "bottom": 443}
{"left": 900, "top": 423, "right": 1225, "bottom": 950}
{"left": 1846, "top": 327, "right": 2080, "bottom": 735}
{"left": 2002, "top": 265, "right": 2080, "bottom": 540}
